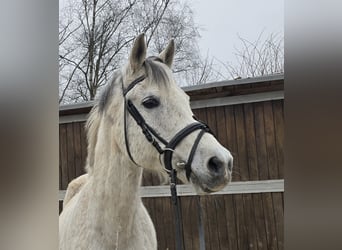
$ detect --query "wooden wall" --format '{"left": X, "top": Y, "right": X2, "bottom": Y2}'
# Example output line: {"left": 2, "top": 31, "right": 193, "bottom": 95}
{"left": 59, "top": 100, "right": 284, "bottom": 187}
{"left": 59, "top": 122, "right": 87, "bottom": 190}
{"left": 142, "top": 193, "right": 284, "bottom": 250}
{"left": 59, "top": 75, "right": 284, "bottom": 250}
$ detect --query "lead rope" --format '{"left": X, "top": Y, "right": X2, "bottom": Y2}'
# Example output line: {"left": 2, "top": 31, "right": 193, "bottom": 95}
{"left": 170, "top": 168, "right": 206, "bottom": 250}
{"left": 170, "top": 169, "right": 184, "bottom": 250}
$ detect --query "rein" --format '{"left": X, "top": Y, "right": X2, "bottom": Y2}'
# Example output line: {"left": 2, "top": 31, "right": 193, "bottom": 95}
{"left": 122, "top": 75, "right": 211, "bottom": 250}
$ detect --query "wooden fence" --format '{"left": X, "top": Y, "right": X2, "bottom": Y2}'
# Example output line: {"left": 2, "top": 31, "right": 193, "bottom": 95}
{"left": 59, "top": 74, "right": 284, "bottom": 250}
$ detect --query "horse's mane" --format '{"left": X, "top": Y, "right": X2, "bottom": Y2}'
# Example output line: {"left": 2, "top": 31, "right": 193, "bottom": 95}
{"left": 85, "top": 103, "right": 101, "bottom": 174}
{"left": 85, "top": 57, "right": 170, "bottom": 174}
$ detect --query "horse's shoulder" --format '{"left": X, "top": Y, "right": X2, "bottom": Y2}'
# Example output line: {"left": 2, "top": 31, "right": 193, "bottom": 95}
{"left": 63, "top": 174, "right": 88, "bottom": 208}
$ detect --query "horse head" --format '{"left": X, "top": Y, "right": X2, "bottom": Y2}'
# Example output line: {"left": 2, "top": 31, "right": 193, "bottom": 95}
{"left": 95, "top": 33, "right": 233, "bottom": 193}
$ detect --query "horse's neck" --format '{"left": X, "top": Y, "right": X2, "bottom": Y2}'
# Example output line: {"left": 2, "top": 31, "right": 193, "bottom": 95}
{"left": 89, "top": 123, "right": 143, "bottom": 238}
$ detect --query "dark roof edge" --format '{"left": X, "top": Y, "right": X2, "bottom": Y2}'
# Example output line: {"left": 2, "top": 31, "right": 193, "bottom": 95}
{"left": 59, "top": 101, "right": 94, "bottom": 111}
{"left": 182, "top": 73, "right": 284, "bottom": 92}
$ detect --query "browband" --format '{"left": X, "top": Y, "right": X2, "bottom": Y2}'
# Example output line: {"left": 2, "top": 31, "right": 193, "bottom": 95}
{"left": 123, "top": 75, "right": 146, "bottom": 96}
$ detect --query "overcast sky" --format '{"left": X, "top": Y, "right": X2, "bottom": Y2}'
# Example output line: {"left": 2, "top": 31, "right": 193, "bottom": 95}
{"left": 190, "top": 0, "right": 284, "bottom": 64}
{"left": 59, "top": 0, "right": 284, "bottom": 67}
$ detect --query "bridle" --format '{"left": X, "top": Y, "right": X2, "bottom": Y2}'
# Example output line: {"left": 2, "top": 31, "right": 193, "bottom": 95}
{"left": 122, "top": 75, "right": 212, "bottom": 180}
{"left": 122, "top": 75, "right": 212, "bottom": 250}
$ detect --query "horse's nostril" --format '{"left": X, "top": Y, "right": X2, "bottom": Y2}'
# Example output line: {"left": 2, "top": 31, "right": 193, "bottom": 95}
{"left": 207, "top": 156, "right": 224, "bottom": 174}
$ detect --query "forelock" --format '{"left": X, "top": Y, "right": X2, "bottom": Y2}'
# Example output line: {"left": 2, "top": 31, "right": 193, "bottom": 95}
{"left": 98, "top": 57, "right": 172, "bottom": 113}
{"left": 143, "top": 56, "right": 171, "bottom": 87}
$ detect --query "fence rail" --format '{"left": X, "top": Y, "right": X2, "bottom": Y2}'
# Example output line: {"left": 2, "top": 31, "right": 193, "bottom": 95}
{"left": 59, "top": 179, "right": 284, "bottom": 201}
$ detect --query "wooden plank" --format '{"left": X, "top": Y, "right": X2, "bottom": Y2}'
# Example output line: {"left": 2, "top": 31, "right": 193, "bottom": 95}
{"left": 263, "top": 101, "right": 279, "bottom": 179}
{"left": 139, "top": 179, "right": 284, "bottom": 197}
{"left": 155, "top": 197, "right": 166, "bottom": 249}
{"left": 66, "top": 123, "right": 76, "bottom": 182}
{"left": 272, "top": 192, "right": 284, "bottom": 250}
{"left": 234, "top": 105, "right": 250, "bottom": 181}
{"left": 235, "top": 82, "right": 252, "bottom": 93}
{"left": 59, "top": 101, "right": 94, "bottom": 112}
{"left": 244, "top": 103, "right": 259, "bottom": 181}
{"left": 272, "top": 100, "right": 284, "bottom": 179}
{"left": 254, "top": 102, "right": 270, "bottom": 180}
{"left": 190, "top": 91, "right": 284, "bottom": 110}
{"left": 188, "top": 82, "right": 283, "bottom": 102}
{"left": 213, "top": 195, "right": 229, "bottom": 250}
{"left": 59, "top": 124, "right": 69, "bottom": 189}
{"left": 180, "top": 196, "right": 195, "bottom": 250}
{"left": 252, "top": 193, "right": 268, "bottom": 250}
{"left": 205, "top": 196, "right": 220, "bottom": 250}
{"left": 192, "top": 109, "right": 201, "bottom": 121}
{"left": 215, "top": 106, "right": 228, "bottom": 148}
{"left": 243, "top": 193, "right": 258, "bottom": 249}
{"left": 206, "top": 107, "right": 218, "bottom": 136}
{"left": 200, "top": 196, "right": 212, "bottom": 250}
{"left": 196, "top": 108, "right": 207, "bottom": 124}
{"left": 262, "top": 193, "right": 278, "bottom": 249}
{"left": 224, "top": 105, "right": 240, "bottom": 182}
{"left": 59, "top": 180, "right": 284, "bottom": 200}
{"left": 223, "top": 194, "right": 239, "bottom": 250}
{"left": 154, "top": 195, "right": 166, "bottom": 250}
{"left": 164, "top": 197, "right": 176, "bottom": 250}
{"left": 194, "top": 196, "right": 203, "bottom": 250}
{"left": 183, "top": 74, "right": 284, "bottom": 92}
{"left": 59, "top": 113, "right": 88, "bottom": 124}
{"left": 234, "top": 194, "right": 248, "bottom": 250}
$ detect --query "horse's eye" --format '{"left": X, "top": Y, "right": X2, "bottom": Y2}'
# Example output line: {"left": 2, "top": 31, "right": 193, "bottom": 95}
{"left": 142, "top": 96, "right": 160, "bottom": 109}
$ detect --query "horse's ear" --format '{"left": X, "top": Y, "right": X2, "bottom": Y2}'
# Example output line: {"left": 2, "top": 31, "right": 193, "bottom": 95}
{"left": 129, "top": 33, "right": 147, "bottom": 73}
{"left": 159, "top": 39, "right": 175, "bottom": 68}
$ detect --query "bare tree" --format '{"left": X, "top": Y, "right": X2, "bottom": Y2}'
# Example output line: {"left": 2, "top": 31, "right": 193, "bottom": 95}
{"left": 174, "top": 51, "right": 220, "bottom": 86}
{"left": 59, "top": 0, "right": 203, "bottom": 103}
{"left": 221, "top": 32, "right": 284, "bottom": 80}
